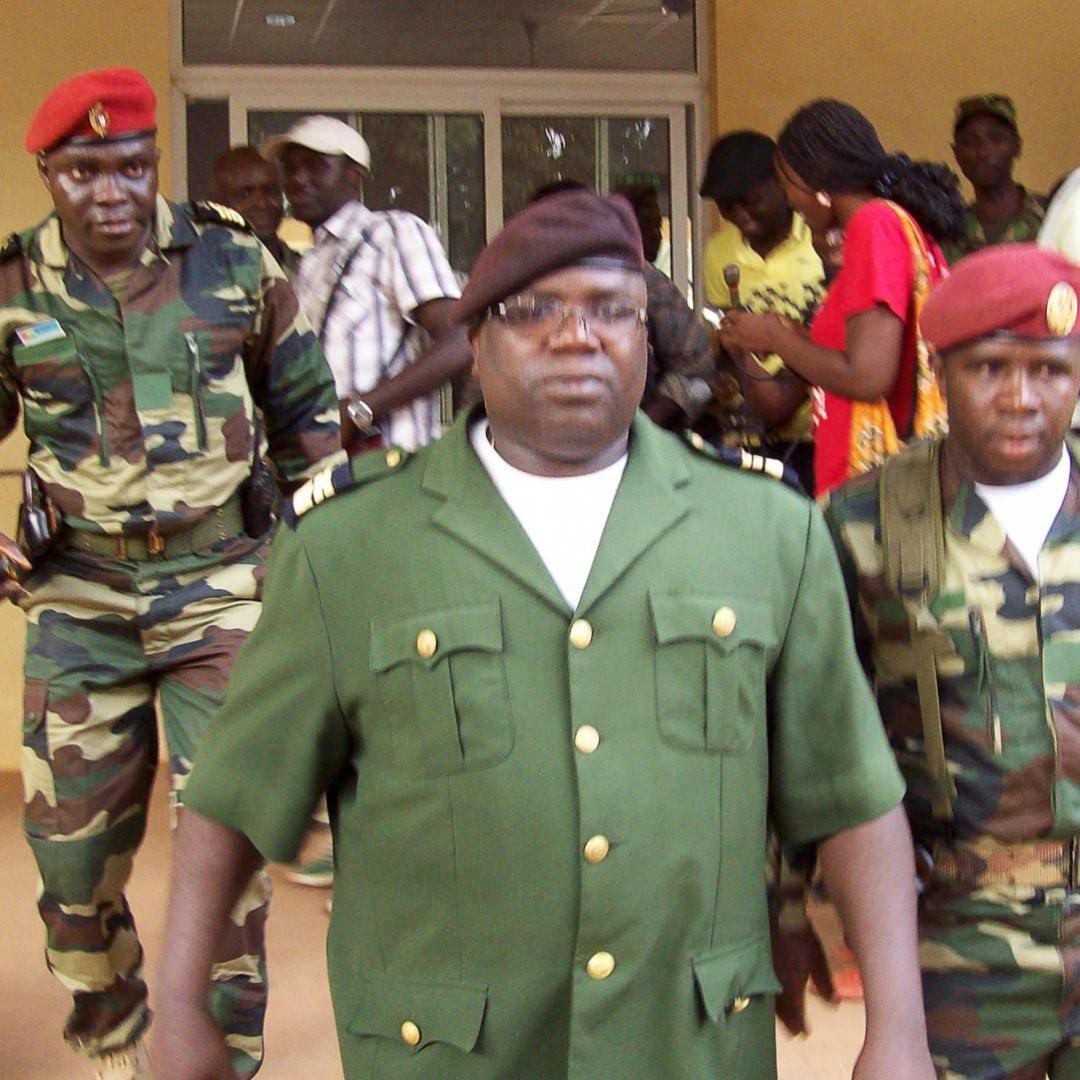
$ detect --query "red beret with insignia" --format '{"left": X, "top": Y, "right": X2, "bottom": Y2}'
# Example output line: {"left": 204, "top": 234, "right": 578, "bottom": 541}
{"left": 25, "top": 67, "right": 157, "bottom": 154}
{"left": 451, "top": 189, "right": 645, "bottom": 325}
{"left": 922, "top": 243, "right": 1080, "bottom": 354}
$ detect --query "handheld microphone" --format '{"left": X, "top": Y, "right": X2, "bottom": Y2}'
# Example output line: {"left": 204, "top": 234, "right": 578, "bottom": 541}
{"left": 720, "top": 263, "right": 765, "bottom": 369}
{"left": 723, "top": 264, "right": 742, "bottom": 310}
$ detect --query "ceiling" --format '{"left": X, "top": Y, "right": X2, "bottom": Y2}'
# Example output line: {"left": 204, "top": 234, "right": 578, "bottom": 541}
{"left": 182, "top": 0, "right": 697, "bottom": 72}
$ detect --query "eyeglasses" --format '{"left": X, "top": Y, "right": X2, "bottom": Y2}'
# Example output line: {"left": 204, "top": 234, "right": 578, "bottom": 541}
{"left": 487, "top": 295, "right": 647, "bottom": 337}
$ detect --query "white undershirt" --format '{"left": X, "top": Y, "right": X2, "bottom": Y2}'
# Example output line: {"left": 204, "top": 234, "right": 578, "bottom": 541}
{"left": 975, "top": 448, "right": 1070, "bottom": 577}
{"left": 470, "top": 420, "right": 627, "bottom": 609}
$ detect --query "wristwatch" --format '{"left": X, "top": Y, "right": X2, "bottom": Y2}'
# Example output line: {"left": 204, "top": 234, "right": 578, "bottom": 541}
{"left": 346, "top": 396, "right": 376, "bottom": 430}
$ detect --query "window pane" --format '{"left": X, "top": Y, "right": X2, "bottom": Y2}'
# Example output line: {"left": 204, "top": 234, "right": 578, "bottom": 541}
{"left": 186, "top": 99, "right": 231, "bottom": 203}
{"left": 501, "top": 116, "right": 598, "bottom": 221}
{"left": 446, "top": 116, "right": 486, "bottom": 272}
{"left": 361, "top": 114, "right": 431, "bottom": 219}
{"left": 502, "top": 114, "right": 674, "bottom": 275}
{"left": 608, "top": 117, "right": 671, "bottom": 212}
{"left": 608, "top": 116, "right": 673, "bottom": 275}
{"left": 183, "top": 0, "right": 696, "bottom": 73}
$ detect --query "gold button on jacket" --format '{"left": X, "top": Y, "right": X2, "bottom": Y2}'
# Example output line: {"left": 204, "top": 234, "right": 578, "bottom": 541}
{"left": 583, "top": 835, "right": 611, "bottom": 864}
{"left": 574, "top": 725, "right": 600, "bottom": 754}
{"left": 400, "top": 1020, "right": 421, "bottom": 1045}
{"left": 712, "top": 606, "right": 737, "bottom": 637}
{"left": 569, "top": 618, "right": 594, "bottom": 649}
{"left": 415, "top": 628, "right": 438, "bottom": 659}
{"left": 587, "top": 951, "right": 616, "bottom": 980}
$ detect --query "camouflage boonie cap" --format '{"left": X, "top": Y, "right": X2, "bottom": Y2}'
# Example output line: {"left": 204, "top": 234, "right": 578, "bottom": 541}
{"left": 954, "top": 94, "right": 1018, "bottom": 135}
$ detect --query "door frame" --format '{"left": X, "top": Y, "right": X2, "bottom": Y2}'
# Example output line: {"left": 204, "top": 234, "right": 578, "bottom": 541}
{"left": 170, "top": 2, "right": 713, "bottom": 299}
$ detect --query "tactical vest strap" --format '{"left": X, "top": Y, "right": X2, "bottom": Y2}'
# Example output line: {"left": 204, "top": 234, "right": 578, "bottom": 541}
{"left": 880, "top": 440, "right": 955, "bottom": 820}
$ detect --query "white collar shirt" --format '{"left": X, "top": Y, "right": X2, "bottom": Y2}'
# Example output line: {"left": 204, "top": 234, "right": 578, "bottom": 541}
{"left": 295, "top": 199, "right": 461, "bottom": 450}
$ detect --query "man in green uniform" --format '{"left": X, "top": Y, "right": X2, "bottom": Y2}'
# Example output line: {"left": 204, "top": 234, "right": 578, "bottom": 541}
{"left": 825, "top": 244, "right": 1080, "bottom": 1078}
{"left": 0, "top": 68, "right": 342, "bottom": 1079}
{"left": 154, "top": 189, "right": 934, "bottom": 1079}
{"left": 943, "top": 95, "right": 1047, "bottom": 265}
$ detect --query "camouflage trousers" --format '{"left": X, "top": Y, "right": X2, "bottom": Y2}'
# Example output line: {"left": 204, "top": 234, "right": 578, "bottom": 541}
{"left": 921, "top": 881, "right": 1080, "bottom": 1079}
{"left": 19, "top": 537, "right": 271, "bottom": 1075}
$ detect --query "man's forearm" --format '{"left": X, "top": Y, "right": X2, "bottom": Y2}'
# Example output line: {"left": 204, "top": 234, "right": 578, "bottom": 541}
{"left": 353, "top": 325, "right": 472, "bottom": 422}
{"left": 819, "top": 805, "right": 932, "bottom": 1074}
{"left": 157, "top": 810, "right": 263, "bottom": 1006}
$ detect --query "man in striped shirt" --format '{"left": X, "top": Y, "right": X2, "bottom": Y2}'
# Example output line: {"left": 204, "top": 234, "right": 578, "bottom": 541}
{"left": 265, "top": 115, "right": 471, "bottom": 453}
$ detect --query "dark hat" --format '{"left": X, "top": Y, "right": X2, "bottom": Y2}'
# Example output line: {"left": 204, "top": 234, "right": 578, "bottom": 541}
{"left": 922, "top": 244, "right": 1080, "bottom": 354}
{"left": 953, "top": 94, "right": 1018, "bottom": 136}
{"left": 26, "top": 68, "right": 157, "bottom": 154}
{"left": 452, "top": 189, "right": 644, "bottom": 325}
{"left": 699, "top": 131, "right": 776, "bottom": 203}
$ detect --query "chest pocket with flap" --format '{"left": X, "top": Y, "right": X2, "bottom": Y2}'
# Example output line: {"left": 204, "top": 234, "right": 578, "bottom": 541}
{"left": 650, "top": 592, "right": 774, "bottom": 753}
{"left": 369, "top": 602, "right": 513, "bottom": 778}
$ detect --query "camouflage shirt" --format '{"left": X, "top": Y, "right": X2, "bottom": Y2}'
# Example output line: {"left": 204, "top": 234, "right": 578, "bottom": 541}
{"left": 824, "top": 442, "right": 1080, "bottom": 848}
{"left": 941, "top": 186, "right": 1048, "bottom": 264}
{"left": 0, "top": 196, "right": 342, "bottom": 534}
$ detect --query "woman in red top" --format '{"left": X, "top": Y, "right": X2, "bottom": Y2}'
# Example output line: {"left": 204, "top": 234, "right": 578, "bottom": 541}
{"left": 720, "top": 100, "right": 965, "bottom": 496}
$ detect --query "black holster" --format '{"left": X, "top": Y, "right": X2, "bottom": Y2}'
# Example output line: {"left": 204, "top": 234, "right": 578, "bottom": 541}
{"left": 240, "top": 417, "right": 282, "bottom": 538}
{"left": 17, "top": 469, "right": 61, "bottom": 565}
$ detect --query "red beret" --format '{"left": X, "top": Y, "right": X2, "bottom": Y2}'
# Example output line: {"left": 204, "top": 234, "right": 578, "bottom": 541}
{"left": 452, "top": 190, "right": 645, "bottom": 325}
{"left": 26, "top": 68, "right": 157, "bottom": 154}
{"left": 922, "top": 244, "right": 1080, "bottom": 354}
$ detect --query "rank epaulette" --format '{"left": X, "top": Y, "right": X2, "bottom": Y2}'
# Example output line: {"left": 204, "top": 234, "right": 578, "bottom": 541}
{"left": 682, "top": 430, "right": 803, "bottom": 491}
{"left": 0, "top": 232, "right": 21, "bottom": 263}
{"left": 282, "top": 447, "right": 411, "bottom": 528}
{"left": 190, "top": 200, "right": 253, "bottom": 231}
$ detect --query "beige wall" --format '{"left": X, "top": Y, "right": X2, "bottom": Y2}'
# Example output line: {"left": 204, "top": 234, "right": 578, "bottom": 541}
{"left": 709, "top": 0, "right": 1078, "bottom": 197}
{"left": 0, "top": 1, "right": 171, "bottom": 770}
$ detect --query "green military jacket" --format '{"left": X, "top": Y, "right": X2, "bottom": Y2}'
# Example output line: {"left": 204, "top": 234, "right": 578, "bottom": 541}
{"left": 0, "top": 196, "right": 341, "bottom": 533}
{"left": 825, "top": 441, "right": 1080, "bottom": 848}
{"left": 187, "top": 410, "right": 903, "bottom": 1079}
{"left": 941, "top": 187, "right": 1048, "bottom": 265}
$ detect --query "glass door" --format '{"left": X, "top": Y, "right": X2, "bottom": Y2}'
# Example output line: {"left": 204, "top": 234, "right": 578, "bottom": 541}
{"left": 501, "top": 113, "right": 674, "bottom": 274}
{"left": 181, "top": 95, "right": 697, "bottom": 294}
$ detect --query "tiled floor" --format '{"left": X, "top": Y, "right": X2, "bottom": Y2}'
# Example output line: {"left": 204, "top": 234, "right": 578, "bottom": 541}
{"left": 0, "top": 770, "right": 863, "bottom": 1078}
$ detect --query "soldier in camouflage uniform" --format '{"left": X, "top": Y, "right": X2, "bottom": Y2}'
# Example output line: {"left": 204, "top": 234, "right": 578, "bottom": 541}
{"left": 825, "top": 244, "right": 1080, "bottom": 1079}
{"left": 0, "top": 68, "right": 342, "bottom": 1079}
{"left": 942, "top": 95, "right": 1047, "bottom": 266}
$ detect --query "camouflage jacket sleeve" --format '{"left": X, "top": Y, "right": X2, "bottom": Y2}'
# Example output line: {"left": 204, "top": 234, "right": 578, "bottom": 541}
{"left": 644, "top": 266, "right": 715, "bottom": 381}
{"left": 243, "top": 244, "right": 343, "bottom": 486}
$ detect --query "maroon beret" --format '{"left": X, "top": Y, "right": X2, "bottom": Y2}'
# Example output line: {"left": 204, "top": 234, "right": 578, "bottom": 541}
{"left": 26, "top": 68, "right": 157, "bottom": 154}
{"left": 922, "top": 243, "right": 1080, "bottom": 354}
{"left": 452, "top": 190, "right": 645, "bottom": 325}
